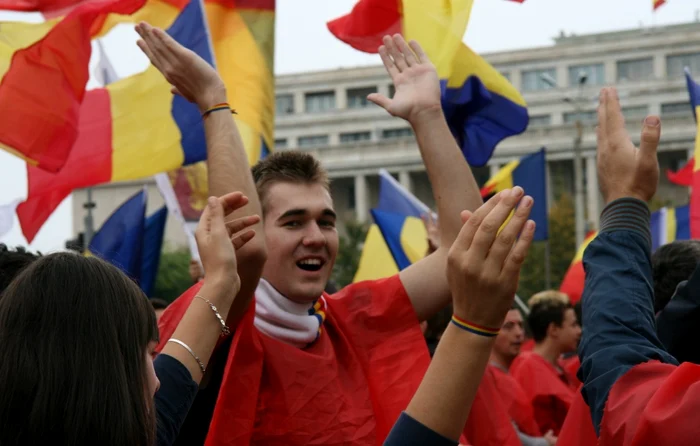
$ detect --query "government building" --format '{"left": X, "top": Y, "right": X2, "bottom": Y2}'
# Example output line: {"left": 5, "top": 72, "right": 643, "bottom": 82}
{"left": 72, "top": 21, "right": 700, "bottom": 248}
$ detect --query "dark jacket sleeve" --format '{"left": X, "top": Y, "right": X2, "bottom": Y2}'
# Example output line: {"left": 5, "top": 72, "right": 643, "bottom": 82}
{"left": 383, "top": 413, "right": 458, "bottom": 446}
{"left": 154, "top": 353, "right": 199, "bottom": 446}
{"left": 578, "top": 198, "right": 678, "bottom": 435}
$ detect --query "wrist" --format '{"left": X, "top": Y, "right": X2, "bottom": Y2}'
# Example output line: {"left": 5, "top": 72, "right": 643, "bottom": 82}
{"left": 199, "top": 273, "right": 240, "bottom": 302}
{"left": 408, "top": 104, "right": 444, "bottom": 127}
{"left": 197, "top": 87, "right": 228, "bottom": 112}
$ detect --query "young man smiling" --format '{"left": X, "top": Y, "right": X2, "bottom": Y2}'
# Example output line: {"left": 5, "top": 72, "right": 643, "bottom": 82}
{"left": 144, "top": 23, "right": 484, "bottom": 445}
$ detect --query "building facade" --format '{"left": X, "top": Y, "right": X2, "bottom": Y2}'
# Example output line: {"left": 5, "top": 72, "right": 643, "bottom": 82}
{"left": 73, "top": 21, "right": 700, "bottom": 248}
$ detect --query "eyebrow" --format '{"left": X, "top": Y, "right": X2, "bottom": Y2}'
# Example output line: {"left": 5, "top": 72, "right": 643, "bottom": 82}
{"left": 277, "top": 208, "right": 337, "bottom": 221}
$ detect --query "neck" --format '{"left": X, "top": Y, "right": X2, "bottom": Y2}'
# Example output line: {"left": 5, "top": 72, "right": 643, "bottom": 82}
{"left": 489, "top": 352, "right": 513, "bottom": 371}
{"left": 533, "top": 340, "right": 561, "bottom": 367}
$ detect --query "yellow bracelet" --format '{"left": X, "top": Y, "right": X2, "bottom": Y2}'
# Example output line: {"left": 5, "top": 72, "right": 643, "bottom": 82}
{"left": 202, "top": 102, "right": 237, "bottom": 119}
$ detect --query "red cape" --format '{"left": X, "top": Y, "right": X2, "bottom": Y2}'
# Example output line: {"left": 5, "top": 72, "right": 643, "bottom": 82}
{"left": 556, "top": 387, "right": 598, "bottom": 446}
{"left": 156, "top": 275, "right": 431, "bottom": 445}
{"left": 488, "top": 364, "right": 541, "bottom": 437}
{"left": 510, "top": 352, "right": 576, "bottom": 435}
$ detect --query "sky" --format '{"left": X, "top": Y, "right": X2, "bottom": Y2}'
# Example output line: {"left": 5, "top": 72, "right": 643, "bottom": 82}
{"left": 0, "top": 0, "right": 697, "bottom": 252}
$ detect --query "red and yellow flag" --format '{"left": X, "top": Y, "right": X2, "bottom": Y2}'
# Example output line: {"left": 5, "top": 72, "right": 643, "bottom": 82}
{"left": 559, "top": 231, "right": 597, "bottom": 304}
{"left": 653, "top": 0, "right": 666, "bottom": 11}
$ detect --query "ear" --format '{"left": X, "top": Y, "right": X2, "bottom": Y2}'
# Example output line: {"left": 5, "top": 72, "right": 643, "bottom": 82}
{"left": 546, "top": 321, "right": 559, "bottom": 339}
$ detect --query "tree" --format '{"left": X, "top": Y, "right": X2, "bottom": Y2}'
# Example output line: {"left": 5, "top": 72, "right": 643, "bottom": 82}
{"left": 332, "top": 221, "right": 368, "bottom": 288}
{"left": 153, "top": 245, "right": 193, "bottom": 303}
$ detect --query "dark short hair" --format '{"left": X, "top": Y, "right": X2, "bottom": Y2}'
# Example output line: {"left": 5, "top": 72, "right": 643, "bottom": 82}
{"left": 528, "top": 298, "right": 573, "bottom": 343}
{"left": 0, "top": 252, "right": 158, "bottom": 445}
{"left": 252, "top": 151, "right": 329, "bottom": 214}
{"left": 652, "top": 240, "right": 700, "bottom": 313}
{"left": 0, "top": 244, "right": 40, "bottom": 294}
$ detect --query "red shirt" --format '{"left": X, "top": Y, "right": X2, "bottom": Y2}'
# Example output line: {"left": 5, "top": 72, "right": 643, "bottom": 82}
{"left": 156, "top": 275, "right": 431, "bottom": 445}
{"left": 488, "top": 363, "right": 541, "bottom": 437}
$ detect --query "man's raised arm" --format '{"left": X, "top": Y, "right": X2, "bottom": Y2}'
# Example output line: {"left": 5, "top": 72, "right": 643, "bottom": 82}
{"left": 369, "top": 35, "right": 482, "bottom": 321}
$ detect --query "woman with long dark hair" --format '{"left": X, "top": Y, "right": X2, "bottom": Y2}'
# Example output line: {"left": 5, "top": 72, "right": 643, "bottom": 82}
{"left": 0, "top": 191, "right": 259, "bottom": 445}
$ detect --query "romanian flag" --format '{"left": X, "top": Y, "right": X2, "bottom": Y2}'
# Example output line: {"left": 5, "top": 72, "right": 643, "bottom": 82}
{"left": 480, "top": 148, "right": 548, "bottom": 241}
{"left": 653, "top": 0, "right": 666, "bottom": 11}
{"left": 354, "top": 169, "right": 429, "bottom": 281}
{"left": 650, "top": 205, "right": 690, "bottom": 252}
{"left": 88, "top": 188, "right": 147, "bottom": 281}
{"left": 0, "top": 0, "right": 144, "bottom": 172}
{"left": 559, "top": 231, "right": 597, "bottom": 305}
{"left": 16, "top": 0, "right": 215, "bottom": 243}
{"left": 686, "top": 68, "right": 700, "bottom": 238}
{"left": 140, "top": 206, "right": 167, "bottom": 297}
{"left": 328, "top": 0, "right": 528, "bottom": 166}
{"left": 667, "top": 158, "right": 694, "bottom": 186}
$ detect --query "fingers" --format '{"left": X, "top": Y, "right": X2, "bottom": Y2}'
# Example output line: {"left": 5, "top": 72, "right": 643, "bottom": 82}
{"left": 225, "top": 214, "right": 260, "bottom": 237}
{"left": 408, "top": 40, "right": 427, "bottom": 64}
{"left": 218, "top": 192, "right": 248, "bottom": 216}
{"left": 171, "top": 86, "right": 182, "bottom": 97}
{"left": 232, "top": 230, "right": 256, "bottom": 250}
{"left": 452, "top": 192, "right": 503, "bottom": 253}
{"left": 469, "top": 187, "right": 525, "bottom": 260}
{"left": 483, "top": 195, "right": 533, "bottom": 271}
{"left": 501, "top": 220, "right": 536, "bottom": 279}
{"left": 639, "top": 115, "right": 661, "bottom": 165}
{"left": 603, "top": 87, "right": 626, "bottom": 148}
{"left": 195, "top": 196, "right": 226, "bottom": 246}
{"left": 383, "top": 35, "right": 407, "bottom": 72}
{"left": 597, "top": 89, "right": 608, "bottom": 149}
{"left": 378, "top": 45, "right": 399, "bottom": 78}
{"left": 152, "top": 26, "right": 180, "bottom": 66}
{"left": 367, "top": 93, "right": 392, "bottom": 110}
{"left": 394, "top": 34, "right": 417, "bottom": 66}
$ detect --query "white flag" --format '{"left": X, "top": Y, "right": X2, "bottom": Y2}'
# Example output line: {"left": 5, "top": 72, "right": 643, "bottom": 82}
{"left": 0, "top": 200, "right": 21, "bottom": 240}
{"left": 154, "top": 174, "right": 200, "bottom": 263}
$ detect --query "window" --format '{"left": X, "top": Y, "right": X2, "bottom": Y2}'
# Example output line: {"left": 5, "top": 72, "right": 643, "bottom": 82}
{"left": 298, "top": 135, "right": 329, "bottom": 148}
{"left": 348, "top": 184, "right": 356, "bottom": 209}
{"left": 528, "top": 115, "right": 551, "bottom": 126}
{"left": 389, "top": 84, "right": 396, "bottom": 98}
{"left": 661, "top": 102, "right": 691, "bottom": 116}
{"left": 563, "top": 110, "right": 597, "bottom": 123}
{"left": 305, "top": 91, "right": 335, "bottom": 113}
{"left": 568, "top": 63, "right": 605, "bottom": 86}
{"left": 382, "top": 128, "right": 413, "bottom": 139}
{"left": 621, "top": 106, "right": 648, "bottom": 121}
{"left": 274, "top": 138, "right": 288, "bottom": 149}
{"left": 275, "top": 94, "right": 294, "bottom": 115}
{"left": 340, "top": 131, "right": 371, "bottom": 143}
{"left": 667, "top": 52, "right": 700, "bottom": 78}
{"left": 521, "top": 68, "right": 557, "bottom": 91}
{"left": 616, "top": 58, "right": 654, "bottom": 82}
{"left": 347, "top": 87, "right": 377, "bottom": 109}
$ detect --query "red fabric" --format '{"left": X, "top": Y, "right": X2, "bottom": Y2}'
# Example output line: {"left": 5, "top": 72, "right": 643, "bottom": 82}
{"left": 326, "top": 0, "right": 402, "bottom": 54}
{"left": 692, "top": 169, "right": 700, "bottom": 238}
{"left": 561, "top": 355, "right": 581, "bottom": 386}
{"left": 666, "top": 158, "right": 694, "bottom": 186}
{"left": 0, "top": 0, "right": 142, "bottom": 173}
{"left": 17, "top": 88, "right": 112, "bottom": 243}
{"left": 510, "top": 352, "right": 575, "bottom": 435}
{"left": 598, "top": 361, "right": 700, "bottom": 445}
{"left": 559, "top": 260, "right": 585, "bottom": 304}
{"left": 556, "top": 388, "right": 598, "bottom": 446}
{"left": 653, "top": 0, "right": 666, "bottom": 10}
{"left": 488, "top": 364, "right": 541, "bottom": 437}
{"left": 156, "top": 275, "right": 431, "bottom": 445}
{"left": 521, "top": 338, "right": 535, "bottom": 352}
{"left": 0, "top": 0, "right": 83, "bottom": 12}
{"left": 462, "top": 366, "right": 521, "bottom": 446}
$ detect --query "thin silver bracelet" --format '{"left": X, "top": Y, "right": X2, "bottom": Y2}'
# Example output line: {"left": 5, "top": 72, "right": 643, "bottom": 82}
{"left": 195, "top": 294, "right": 231, "bottom": 336}
{"left": 167, "top": 338, "right": 205, "bottom": 374}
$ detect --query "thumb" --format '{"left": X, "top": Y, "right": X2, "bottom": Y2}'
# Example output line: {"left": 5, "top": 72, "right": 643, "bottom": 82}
{"left": 639, "top": 115, "right": 660, "bottom": 163}
{"left": 367, "top": 93, "right": 392, "bottom": 110}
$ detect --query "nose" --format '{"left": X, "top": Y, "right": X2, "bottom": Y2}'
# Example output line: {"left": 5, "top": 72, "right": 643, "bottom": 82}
{"left": 302, "top": 222, "right": 327, "bottom": 247}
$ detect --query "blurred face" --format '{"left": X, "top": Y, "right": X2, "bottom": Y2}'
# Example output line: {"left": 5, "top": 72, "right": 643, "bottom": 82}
{"left": 554, "top": 308, "right": 581, "bottom": 354}
{"left": 145, "top": 341, "right": 160, "bottom": 398}
{"left": 261, "top": 182, "right": 339, "bottom": 303}
{"left": 493, "top": 310, "right": 525, "bottom": 362}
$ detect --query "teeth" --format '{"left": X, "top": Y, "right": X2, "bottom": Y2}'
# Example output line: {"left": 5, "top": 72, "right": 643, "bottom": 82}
{"left": 299, "top": 259, "right": 322, "bottom": 265}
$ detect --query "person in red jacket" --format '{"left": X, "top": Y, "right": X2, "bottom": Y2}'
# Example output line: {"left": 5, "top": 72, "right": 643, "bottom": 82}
{"left": 511, "top": 294, "right": 581, "bottom": 435}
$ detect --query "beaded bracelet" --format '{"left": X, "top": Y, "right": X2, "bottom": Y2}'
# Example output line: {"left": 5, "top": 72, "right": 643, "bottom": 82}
{"left": 168, "top": 338, "right": 205, "bottom": 373}
{"left": 202, "top": 102, "right": 237, "bottom": 119}
{"left": 195, "top": 294, "right": 231, "bottom": 336}
{"left": 450, "top": 314, "right": 500, "bottom": 338}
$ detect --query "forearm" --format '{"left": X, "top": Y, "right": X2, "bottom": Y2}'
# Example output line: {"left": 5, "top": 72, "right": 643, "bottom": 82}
{"left": 160, "top": 280, "right": 235, "bottom": 384}
{"left": 410, "top": 108, "right": 482, "bottom": 245}
{"left": 405, "top": 323, "right": 494, "bottom": 440}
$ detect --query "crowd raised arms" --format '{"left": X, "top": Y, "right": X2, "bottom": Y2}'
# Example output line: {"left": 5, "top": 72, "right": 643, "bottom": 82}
{"left": 0, "top": 16, "right": 698, "bottom": 446}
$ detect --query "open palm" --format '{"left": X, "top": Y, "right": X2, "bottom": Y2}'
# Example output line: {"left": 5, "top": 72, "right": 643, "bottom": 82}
{"left": 369, "top": 35, "right": 441, "bottom": 122}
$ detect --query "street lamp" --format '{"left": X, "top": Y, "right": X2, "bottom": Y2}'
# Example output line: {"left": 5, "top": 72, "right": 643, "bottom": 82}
{"left": 540, "top": 72, "right": 587, "bottom": 249}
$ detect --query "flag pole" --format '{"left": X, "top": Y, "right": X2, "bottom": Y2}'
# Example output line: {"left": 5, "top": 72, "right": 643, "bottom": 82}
{"left": 514, "top": 294, "right": 529, "bottom": 316}
{"left": 83, "top": 187, "right": 95, "bottom": 250}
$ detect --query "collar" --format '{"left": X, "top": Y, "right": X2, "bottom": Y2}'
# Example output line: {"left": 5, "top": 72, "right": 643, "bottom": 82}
{"left": 253, "top": 278, "right": 327, "bottom": 348}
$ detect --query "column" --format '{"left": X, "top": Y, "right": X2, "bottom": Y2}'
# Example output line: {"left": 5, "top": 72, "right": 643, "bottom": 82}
{"left": 653, "top": 52, "right": 666, "bottom": 80}
{"left": 293, "top": 91, "right": 305, "bottom": 114}
{"left": 399, "top": 170, "right": 413, "bottom": 193}
{"left": 489, "top": 163, "right": 500, "bottom": 179}
{"left": 354, "top": 174, "right": 369, "bottom": 223}
{"left": 335, "top": 86, "right": 347, "bottom": 110}
{"left": 585, "top": 155, "right": 600, "bottom": 230}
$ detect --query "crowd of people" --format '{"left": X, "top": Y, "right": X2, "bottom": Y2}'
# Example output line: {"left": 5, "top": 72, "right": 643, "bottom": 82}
{"left": 0, "top": 19, "right": 698, "bottom": 446}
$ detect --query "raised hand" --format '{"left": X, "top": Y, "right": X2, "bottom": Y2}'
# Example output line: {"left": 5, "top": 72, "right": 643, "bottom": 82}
{"left": 368, "top": 34, "right": 441, "bottom": 123}
{"left": 135, "top": 22, "right": 226, "bottom": 111}
{"left": 195, "top": 192, "right": 260, "bottom": 293}
{"left": 447, "top": 187, "right": 535, "bottom": 329}
{"left": 597, "top": 87, "right": 661, "bottom": 204}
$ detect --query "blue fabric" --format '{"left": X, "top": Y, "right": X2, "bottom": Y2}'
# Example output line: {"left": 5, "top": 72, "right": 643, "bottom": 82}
{"left": 154, "top": 353, "right": 199, "bottom": 446}
{"left": 511, "top": 148, "right": 548, "bottom": 240}
{"left": 578, "top": 199, "right": 677, "bottom": 435}
{"left": 384, "top": 412, "right": 457, "bottom": 446}
{"left": 141, "top": 207, "right": 168, "bottom": 297}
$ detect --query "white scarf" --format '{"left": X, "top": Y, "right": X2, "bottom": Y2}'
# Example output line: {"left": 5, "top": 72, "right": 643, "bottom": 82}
{"left": 254, "top": 278, "right": 327, "bottom": 348}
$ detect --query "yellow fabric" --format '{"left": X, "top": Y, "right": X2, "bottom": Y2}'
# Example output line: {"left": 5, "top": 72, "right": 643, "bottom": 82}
{"left": 109, "top": 66, "right": 183, "bottom": 180}
{"left": 483, "top": 159, "right": 520, "bottom": 192}
{"left": 206, "top": 3, "right": 275, "bottom": 164}
{"left": 571, "top": 231, "right": 598, "bottom": 264}
{"left": 402, "top": 0, "right": 473, "bottom": 78}
{"left": 0, "top": 19, "right": 59, "bottom": 81}
{"left": 665, "top": 207, "right": 677, "bottom": 244}
{"left": 353, "top": 224, "right": 400, "bottom": 282}
{"left": 95, "top": 0, "right": 182, "bottom": 38}
{"left": 400, "top": 216, "right": 428, "bottom": 264}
